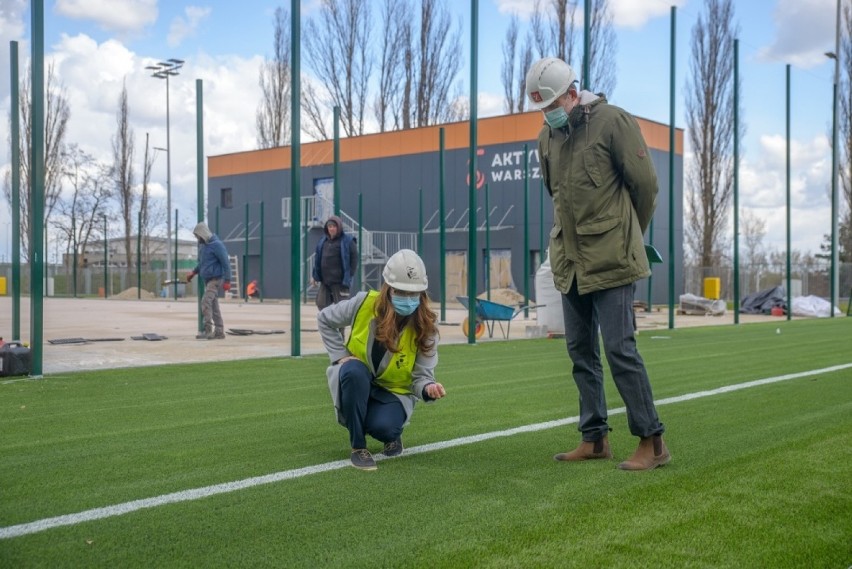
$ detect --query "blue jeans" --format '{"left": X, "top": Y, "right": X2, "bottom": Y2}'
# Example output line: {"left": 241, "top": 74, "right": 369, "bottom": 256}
{"left": 338, "top": 360, "right": 406, "bottom": 449}
{"left": 561, "top": 281, "right": 664, "bottom": 440}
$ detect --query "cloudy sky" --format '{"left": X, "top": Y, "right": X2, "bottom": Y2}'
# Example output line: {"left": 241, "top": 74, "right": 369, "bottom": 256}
{"left": 0, "top": 0, "right": 843, "bottom": 261}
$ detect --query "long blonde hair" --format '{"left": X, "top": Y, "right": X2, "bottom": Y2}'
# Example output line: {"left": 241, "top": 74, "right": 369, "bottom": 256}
{"left": 373, "top": 284, "right": 438, "bottom": 356}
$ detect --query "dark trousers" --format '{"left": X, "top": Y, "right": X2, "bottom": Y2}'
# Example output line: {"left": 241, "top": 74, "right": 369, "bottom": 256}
{"left": 200, "top": 278, "right": 223, "bottom": 330}
{"left": 561, "top": 281, "right": 664, "bottom": 440}
{"left": 316, "top": 283, "right": 350, "bottom": 310}
{"left": 339, "top": 360, "right": 406, "bottom": 449}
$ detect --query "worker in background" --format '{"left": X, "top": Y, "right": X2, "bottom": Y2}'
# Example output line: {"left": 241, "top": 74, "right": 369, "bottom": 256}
{"left": 246, "top": 279, "right": 260, "bottom": 300}
{"left": 187, "top": 222, "right": 231, "bottom": 340}
{"left": 311, "top": 215, "right": 358, "bottom": 310}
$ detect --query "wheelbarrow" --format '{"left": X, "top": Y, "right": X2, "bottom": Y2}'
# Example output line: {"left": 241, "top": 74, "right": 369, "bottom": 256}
{"left": 456, "top": 296, "right": 530, "bottom": 339}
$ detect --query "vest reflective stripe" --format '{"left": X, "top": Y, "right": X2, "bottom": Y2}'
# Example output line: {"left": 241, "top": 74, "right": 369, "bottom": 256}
{"left": 346, "top": 291, "right": 417, "bottom": 395}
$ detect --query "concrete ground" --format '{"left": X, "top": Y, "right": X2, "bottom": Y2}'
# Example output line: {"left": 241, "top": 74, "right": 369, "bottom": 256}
{"left": 0, "top": 295, "right": 784, "bottom": 375}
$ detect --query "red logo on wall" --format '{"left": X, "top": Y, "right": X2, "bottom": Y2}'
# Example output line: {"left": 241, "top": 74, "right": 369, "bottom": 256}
{"left": 465, "top": 148, "right": 486, "bottom": 190}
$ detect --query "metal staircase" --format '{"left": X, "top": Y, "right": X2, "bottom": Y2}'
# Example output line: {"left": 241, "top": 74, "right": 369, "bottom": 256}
{"left": 283, "top": 195, "right": 417, "bottom": 291}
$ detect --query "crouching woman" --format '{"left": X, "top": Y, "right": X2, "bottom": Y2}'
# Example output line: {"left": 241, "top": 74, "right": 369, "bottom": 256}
{"left": 317, "top": 249, "right": 446, "bottom": 471}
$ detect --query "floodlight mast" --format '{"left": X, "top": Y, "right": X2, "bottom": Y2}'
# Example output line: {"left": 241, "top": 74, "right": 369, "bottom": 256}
{"left": 147, "top": 59, "right": 184, "bottom": 298}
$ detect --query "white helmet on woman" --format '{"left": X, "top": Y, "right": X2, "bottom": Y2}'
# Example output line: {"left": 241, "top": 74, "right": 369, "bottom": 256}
{"left": 525, "top": 57, "right": 578, "bottom": 110}
{"left": 383, "top": 249, "right": 428, "bottom": 292}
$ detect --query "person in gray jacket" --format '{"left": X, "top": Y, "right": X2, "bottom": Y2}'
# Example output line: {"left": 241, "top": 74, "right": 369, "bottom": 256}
{"left": 186, "top": 222, "right": 231, "bottom": 340}
{"left": 527, "top": 57, "right": 670, "bottom": 470}
{"left": 317, "top": 249, "right": 446, "bottom": 471}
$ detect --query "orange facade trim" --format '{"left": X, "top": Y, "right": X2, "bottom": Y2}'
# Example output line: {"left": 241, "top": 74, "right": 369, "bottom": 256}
{"left": 209, "top": 111, "right": 683, "bottom": 178}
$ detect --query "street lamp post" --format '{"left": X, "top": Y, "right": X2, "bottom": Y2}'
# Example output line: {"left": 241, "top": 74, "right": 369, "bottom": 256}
{"left": 826, "top": 0, "right": 840, "bottom": 315}
{"left": 146, "top": 58, "right": 183, "bottom": 299}
{"left": 101, "top": 213, "right": 108, "bottom": 299}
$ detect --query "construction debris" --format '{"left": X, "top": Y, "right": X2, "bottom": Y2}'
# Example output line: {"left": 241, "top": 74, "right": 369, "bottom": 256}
{"left": 226, "top": 329, "right": 286, "bottom": 336}
{"left": 130, "top": 333, "right": 169, "bottom": 341}
{"left": 48, "top": 338, "right": 125, "bottom": 345}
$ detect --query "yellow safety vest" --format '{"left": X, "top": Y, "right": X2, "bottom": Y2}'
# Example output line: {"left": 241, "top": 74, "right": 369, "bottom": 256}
{"left": 346, "top": 291, "right": 417, "bottom": 395}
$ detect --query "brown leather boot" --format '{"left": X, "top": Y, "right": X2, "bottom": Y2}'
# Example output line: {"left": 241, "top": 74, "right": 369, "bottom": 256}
{"left": 554, "top": 436, "right": 613, "bottom": 462}
{"left": 618, "top": 435, "right": 671, "bottom": 470}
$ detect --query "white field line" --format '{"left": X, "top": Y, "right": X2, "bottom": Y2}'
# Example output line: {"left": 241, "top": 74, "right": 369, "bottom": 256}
{"left": 2, "top": 362, "right": 850, "bottom": 540}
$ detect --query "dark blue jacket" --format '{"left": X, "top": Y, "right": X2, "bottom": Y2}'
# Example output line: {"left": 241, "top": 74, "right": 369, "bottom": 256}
{"left": 194, "top": 235, "right": 231, "bottom": 282}
{"left": 313, "top": 232, "right": 357, "bottom": 289}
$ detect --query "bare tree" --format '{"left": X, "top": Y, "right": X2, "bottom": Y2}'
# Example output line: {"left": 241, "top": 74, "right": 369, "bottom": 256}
{"left": 740, "top": 209, "right": 767, "bottom": 293}
{"left": 530, "top": 0, "right": 577, "bottom": 63}
{"left": 501, "top": 17, "right": 535, "bottom": 115}
{"left": 112, "top": 80, "right": 135, "bottom": 272}
{"left": 139, "top": 133, "right": 156, "bottom": 266}
{"left": 412, "top": 0, "right": 462, "bottom": 127}
{"left": 53, "top": 145, "right": 112, "bottom": 268}
{"left": 301, "top": 81, "right": 331, "bottom": 141}
{"left": 303, "top": 0, "right": 372, "bottom": 138}
{"left": 79, "top": 164, "right": 114, "bottom": 266}
{"left": 300, "top": 0, "right": 460, "bottom": 134}
{"left": 508, "top": 0, "right": 615, "bottom": 114}
{"left": 516, "top": 35, "right": 534, "bottom": 113}
{"left": 839, "top": 1, "right": 852, "bottom": 262}
{"left": 400, "top": 23, "right": 414, "bottom": 129}
{"left": 551, "top": 0, "right": 577, "bottom": 63}
{"left": 256, "top": 6, "right": 292, "bottom": 149}
{"left": 373, "top": 0, "right": 407, "bottom": 132}
{"left": 588, "top": 0, "right": 617, "bottom": 96}
{"left": 501, "top": 15, "right": 519, "bottom": 114}
{"left": 684, "top": 0, "right": 740, "bottom": 268}
{"left": 2, "top": 63, "right": 70, "bottom": 261}
{"left": 53, "top": 145, "right": 91, "bottom": 266}
{"left": 741, "top": 209, "right": 767, "bottom": 266}
{"left": 530, "top": 0, "right": 548, "bottom": 59}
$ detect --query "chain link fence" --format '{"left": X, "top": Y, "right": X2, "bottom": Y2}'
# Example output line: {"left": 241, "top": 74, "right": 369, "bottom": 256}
{"left": 0, "top": 263, "right": 194, "bottom": 299}
{"left": 3, "top": 261, "right": 851, "bottom": 310}
{"left": 684, "top": 261, "right": 852, "bottom": 306}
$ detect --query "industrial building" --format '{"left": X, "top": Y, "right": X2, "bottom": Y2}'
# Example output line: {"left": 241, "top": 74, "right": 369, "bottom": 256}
{"left": 207, "top": 110, "right": 683, "bottom": 303}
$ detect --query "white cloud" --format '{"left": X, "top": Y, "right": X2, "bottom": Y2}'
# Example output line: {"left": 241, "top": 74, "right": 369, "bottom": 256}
{"left": 0, "top": 0, "right": 28, "bottom": 102}
{"left": 608, "top": 0, "right": 687, "bottom": 29}
{"left": 167, "top": 5, "right": 211, "bottom": 48}
{"left": 478, "top": 91, "right": 505, "bottom": 117}
{"left": 0, "top": 0, "right": 26, "bottom": 38}
{"left": 494, "top": 0, "right": 535, "bottom": 18}
{"left": 54, "top": 0, "right": 158, "bottom": 33}
{"left": 742, "top": 134, "right": 831, "bottom": 209}
{"left": 5, "top": 33, "right": 263, "bottom": 226}
{"left": 493, "top": 0, "right": 686, "bottom": 29}
{"left": 758, "top": 0, "right": 838, "bottom": 68}
{"left": 735, "top": 133, "right": 832, "bottom": 253}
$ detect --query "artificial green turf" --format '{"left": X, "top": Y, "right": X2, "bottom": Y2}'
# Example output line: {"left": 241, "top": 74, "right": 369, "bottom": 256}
{"left": 1, "top": 318, "right": 850, "bottom": 567}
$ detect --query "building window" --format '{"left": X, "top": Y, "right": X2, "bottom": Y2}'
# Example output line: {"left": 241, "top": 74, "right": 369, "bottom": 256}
{"left": 221, "top": 188, "right": 233, "bottom": 209}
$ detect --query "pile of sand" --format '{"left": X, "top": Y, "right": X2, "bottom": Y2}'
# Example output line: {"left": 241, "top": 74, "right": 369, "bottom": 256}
{"left": 477, "top": 288, "right": 535, "bottom": 307}
{"left": 113, "top": 287, "right": 157, "bottom": 300}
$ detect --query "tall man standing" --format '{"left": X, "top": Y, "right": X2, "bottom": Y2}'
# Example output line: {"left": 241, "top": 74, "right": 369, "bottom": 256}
{"left": 312, "top": 215, "right": 358, "bottom": 310}
{"left": 526, "top": 57, "right": 670, "bottom": 470}
{"left": 186, "top": 222, "right": 231, "bottom": 340}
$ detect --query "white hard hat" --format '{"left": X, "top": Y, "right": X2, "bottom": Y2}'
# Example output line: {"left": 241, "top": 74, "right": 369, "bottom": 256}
{"left": 526, "top": 58, "right": 577, "bottom": 110}
{"left": 383, "top": 249, "right": 428, "bottom": 292}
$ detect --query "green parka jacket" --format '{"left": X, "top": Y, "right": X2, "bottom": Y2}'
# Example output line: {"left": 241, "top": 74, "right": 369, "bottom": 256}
{"left": 537, "top": 92, "right": 658, "bottom": 295}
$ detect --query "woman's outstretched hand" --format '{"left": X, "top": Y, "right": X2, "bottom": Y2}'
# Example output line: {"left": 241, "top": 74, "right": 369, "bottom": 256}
{"left": 426, "top": 383, "right": 446, "bottom": 399}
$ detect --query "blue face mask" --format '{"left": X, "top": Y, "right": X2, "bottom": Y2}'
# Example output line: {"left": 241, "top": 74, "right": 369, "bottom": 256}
{"left": 544, "top": 106, "right": 568, "bottom": 128}
{"left": 391, "top": 294, "right": 420, "bottom": 316}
